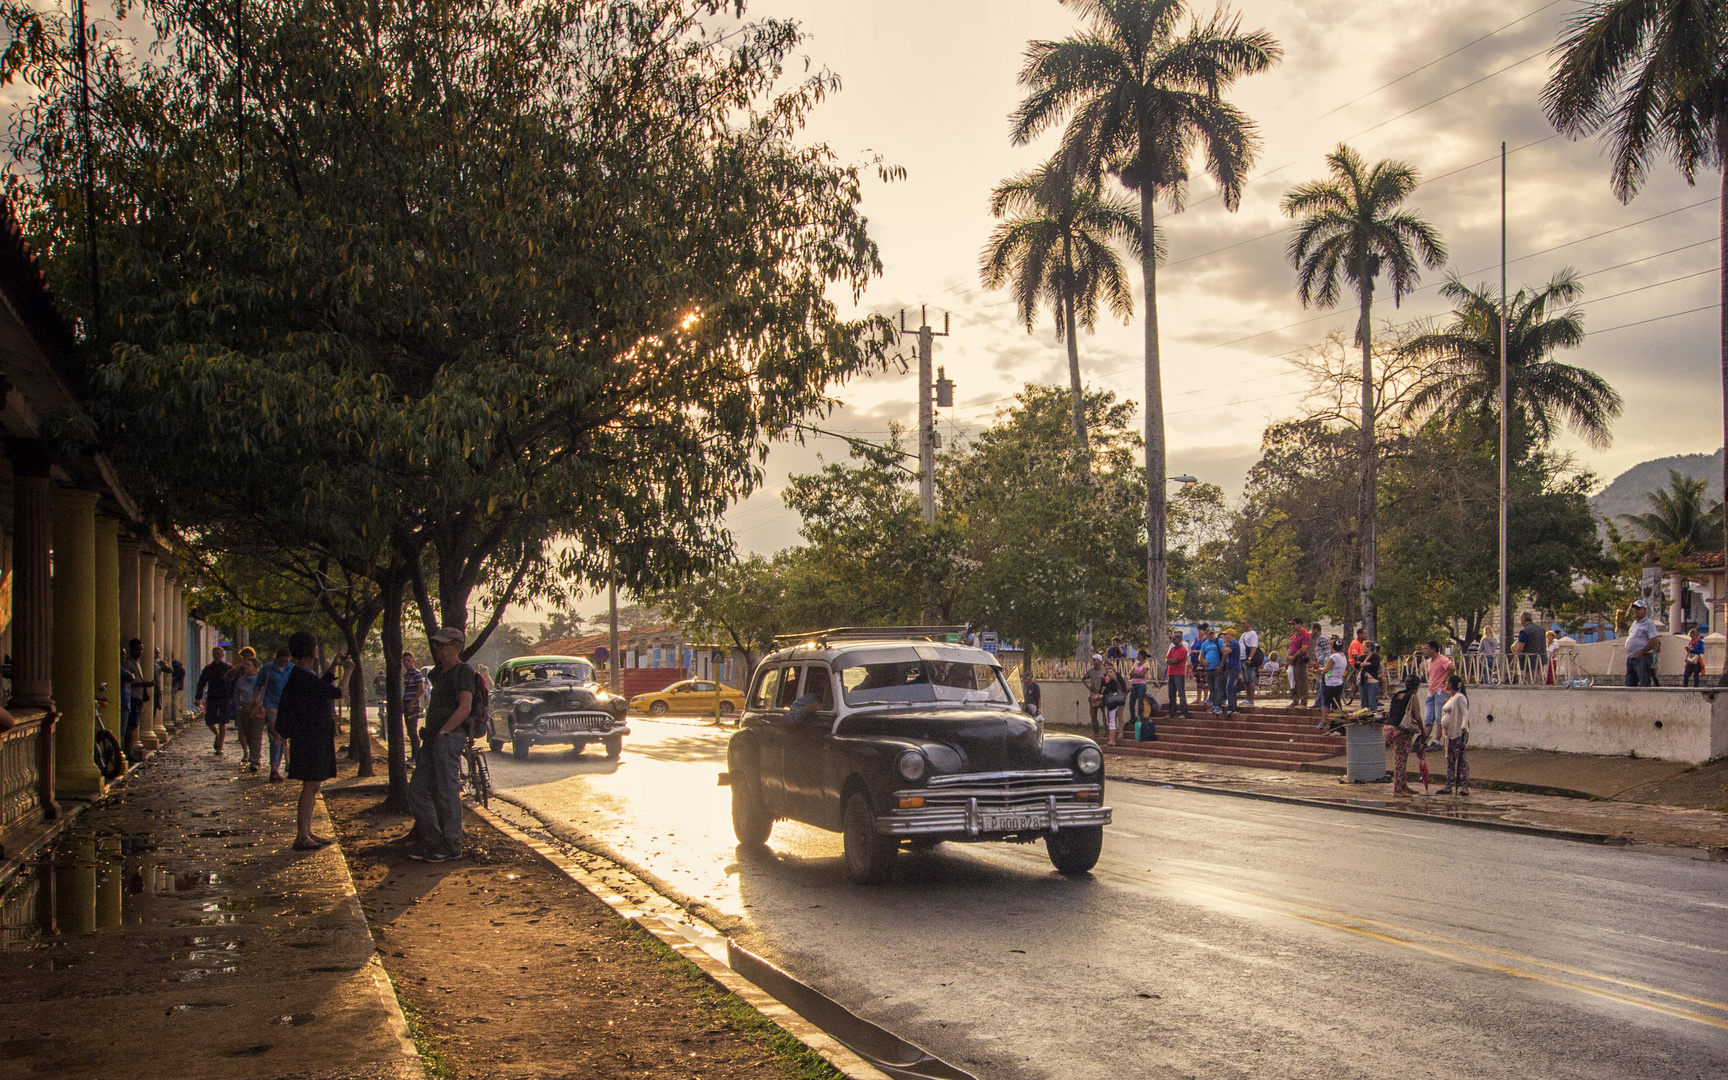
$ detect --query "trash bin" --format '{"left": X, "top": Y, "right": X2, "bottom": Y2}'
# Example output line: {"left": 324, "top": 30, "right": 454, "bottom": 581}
{"left": 1344, "top": 721, "right": 1388, "bottom": 783}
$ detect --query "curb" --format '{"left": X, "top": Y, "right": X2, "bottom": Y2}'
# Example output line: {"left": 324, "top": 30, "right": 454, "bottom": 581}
{"left": 1297, "top": 761, "right": 1606, "bottom": 802}
{"left": 470, "top": 801, "right": 899, "bottom": 1080}
{"left": 1107, "top": 772, "right": 1630, "bottom": 845}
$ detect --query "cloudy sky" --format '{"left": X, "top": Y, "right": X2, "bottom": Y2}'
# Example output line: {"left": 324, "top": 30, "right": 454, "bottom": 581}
{"left": 719, "top": 0, "right": 1721, "bottom": 558}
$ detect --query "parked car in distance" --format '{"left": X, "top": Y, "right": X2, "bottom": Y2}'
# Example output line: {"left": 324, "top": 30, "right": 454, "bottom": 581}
{"left": 721, "top": 628, "right": 1111, "bottom": 884}
{"left": 487, "top": 655, "right": 629, "bottom": 760}
{"left": 631, "top": 679, "right": 747, "bottom": 719}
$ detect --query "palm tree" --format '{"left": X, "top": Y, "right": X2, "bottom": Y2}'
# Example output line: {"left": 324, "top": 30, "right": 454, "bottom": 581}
{"left": 1403, "top": 269, "right": 1624, "bottom": 448}
{"left": 980, "top": 158, "right": 1145, "bottom": 449}
{"left": 1010, "top": 0, "right": 1280, "bottom": 654}
{"left": 1281, "top": 143, "right": 1446, "bottom": 639}
{"left": 1619, "top": 469, "right": 1725, "bottom": 553}
{"left": 1542, "top": 0, "right": 1728, "bottom": 638}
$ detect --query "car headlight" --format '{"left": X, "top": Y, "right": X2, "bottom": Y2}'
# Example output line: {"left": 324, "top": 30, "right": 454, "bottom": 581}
{"left": 1076, "top": 746, "right": 1103, "bottom": 775}
{"left": 896, "top": 750, "right": 927, "bottom": 782}
{"left": 515, "top": 701, "right": 533, "bottom": 713}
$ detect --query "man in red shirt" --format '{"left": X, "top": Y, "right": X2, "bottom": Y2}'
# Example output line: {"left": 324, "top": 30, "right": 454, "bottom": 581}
{"left": 1287, "top": 618, "right": 1311, "bottom": 710}
{"left": 1165, "top": 631, "right": 1191, "bottom": 719}
{"left": 1423, "top": 640, "right": 1455, "bottom": 748}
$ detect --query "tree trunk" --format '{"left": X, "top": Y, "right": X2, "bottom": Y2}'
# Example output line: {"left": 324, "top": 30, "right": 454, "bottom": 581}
{"left": 343, "top": 627, "right": 373, "bottom": 778}
{"left": 1139, "top": 182, "right": 1168, "bottom": 661}
{"left": 1358, "top": 287, "right": 1377, "bottom": 642}
{"left": 1719, "top": 115, "right": 1727, "bottom": 685}
{"left": 1062, "top": 235, "right": 1088, "bottom": 450}
{"left": 380, "top": 572, "right": 410, "bottom": 812}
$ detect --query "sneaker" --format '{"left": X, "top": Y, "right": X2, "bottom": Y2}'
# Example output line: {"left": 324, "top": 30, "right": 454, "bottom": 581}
{"left": 248, "top": 763, "right": 260, "bottom": 774}
{"left": 406, "top": 849, "right": 445, "bottom": 862}
{"left": 268, "top": 772, "right": 283, "bottom": 783}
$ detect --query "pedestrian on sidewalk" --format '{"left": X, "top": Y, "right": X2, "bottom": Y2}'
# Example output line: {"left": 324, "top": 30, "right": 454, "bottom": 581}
{"left": 1513, "top": 611, "right": 1545, "bottom": 684}
{"left": 1166, "top": 631, "right": 1191, "bottom": 719}
{"left": 1128, "top": 650, "right": 1152, "bottom": 725}
{"left": 402, "top": 650, "right": 429, "bottom": 759}
{"left": 1287, "top": 619, "right": 1311, "bottom": 710}
{"left": 195, "top": 646, "right": 238, "bottom": 755}
{"left": 121, "top": 638, "right": 149, "bottom": 755}
{"left": 1422, "top": 641, "right": 1453, "bottom": 751}
{"left": 1105, "top": 636, "right": 1127, "bottom": 661}
{"left": 1684, "top": 628, "right": 1705, "bottom": 687}
{"left": 1624, "top": 599, "right": 1661, "bottom": 686}
{"left": 1083, "top": 654, "right": 1108, "bottom": 738}
{"left": 1310, "top": 624, "right": 1328, "bottom": 709}
{"left": 1199, "top": 626, "right": 1224, "bottom": 714}
{"left": 1384, "top": 674, "right": 1428, "bottom": 796}
{"left": 1359, "top": 641, "right": 1384, "bottom": 712}
{"left": 1098, "top": 663, "right": 1128, "bottom": 746}
{"left": 234, "top": 650, "right": 267, "bottom": 774}
{"left": 261, "top": 647, "right": 294, "bottom": 782}
{"left": 408, "top": 626, "right": 481, "bottom": 861}
{"left": 271, "top": 631, "right": 352, "bottom": 850}
{"left": 1321, "top": 637, "right": 1348, "bottom": 715}
{"left": 1240, "top": 619, "right": 1261, "bottom": 703}
{"left": 1222, "top": 628, "right": 1243, "bottom": 715}
{"left": 1021, "top": 661, "right": 1041, "bottom": 718}
{"left": 1437, "top": 674, "right": 1471, "bottom": 795}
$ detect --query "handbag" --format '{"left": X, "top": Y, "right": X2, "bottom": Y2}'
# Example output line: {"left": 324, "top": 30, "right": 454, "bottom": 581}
{"left": 1103, "top": 691, "right": 1127, "bottom": 708}
{"left": 247, "top": 699, "right": 266, "bottom": 723}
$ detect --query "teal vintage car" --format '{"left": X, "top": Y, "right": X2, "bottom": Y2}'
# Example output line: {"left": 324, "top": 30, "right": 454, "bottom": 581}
{"left": 487, "top": 655, "right": 630, "bottom": 760}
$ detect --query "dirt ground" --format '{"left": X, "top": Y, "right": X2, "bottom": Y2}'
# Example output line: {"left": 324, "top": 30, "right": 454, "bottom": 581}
{"left": 323, "top": 786, "right": 838, "bottom": 1080}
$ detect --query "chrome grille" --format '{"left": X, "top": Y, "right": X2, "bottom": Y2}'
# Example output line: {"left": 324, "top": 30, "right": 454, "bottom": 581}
{"left": 532, "top": 712, "right": 619, "bottom": 735}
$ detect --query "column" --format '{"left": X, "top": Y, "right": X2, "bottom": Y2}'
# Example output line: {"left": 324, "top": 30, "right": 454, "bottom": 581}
{"left": 137, "top": 549, "right": 160, "bottom": 746}
{"left": 94, "top": 518, "right": 121, "bottom": 743}
{"left": 150, "top": 562, "right": 169, "bottom": 742}
{"left": 9, "top": 461, "right": 52, "bottom": 711}
{"left": 118, "top": 539, "right": 149, "bottom": 749}
{"left": 169, "top": 581, "right": 183, "bottom": 723}
{"left": 51, "top": 488, "right": 101, "bottom": 795}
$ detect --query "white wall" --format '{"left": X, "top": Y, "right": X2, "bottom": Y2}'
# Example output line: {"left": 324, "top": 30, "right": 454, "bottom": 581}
{"left": 1559, "top": 636, "right": 1726, "bottom": 679}
{"left": 1465, "top": 686, "right": 1728, "bottom": 763}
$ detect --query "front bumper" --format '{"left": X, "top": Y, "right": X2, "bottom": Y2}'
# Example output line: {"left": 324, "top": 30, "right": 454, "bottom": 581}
{"left": 878, "top": 768, "right": 1111, "bottom": 838}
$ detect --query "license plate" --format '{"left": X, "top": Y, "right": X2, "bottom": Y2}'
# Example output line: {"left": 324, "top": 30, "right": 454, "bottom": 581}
{"left": 981, "top": 813, "right": 1048, "bottom": 832}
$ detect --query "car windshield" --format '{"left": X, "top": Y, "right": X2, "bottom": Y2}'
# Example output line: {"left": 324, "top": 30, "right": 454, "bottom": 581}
{"left": 516, "top": 662, "right": 593, "bottom": 683}
{"left": 836, "top": 645, "right": 1013, "bottom": 707}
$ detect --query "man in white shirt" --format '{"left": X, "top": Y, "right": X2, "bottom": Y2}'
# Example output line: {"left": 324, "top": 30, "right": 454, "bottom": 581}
{"left": 1624, "top": 598, "right": 1661, "bottom": 687}
{"left": 1239, "top": 621, "right": 1261, "bottom": 703}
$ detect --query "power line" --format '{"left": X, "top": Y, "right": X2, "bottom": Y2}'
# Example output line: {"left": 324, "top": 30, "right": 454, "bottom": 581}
{"left": 1588, "top": 303, "right": 1715, "bottom": 336}
{"left": 1579, "top": 267, "right": 1718, "bottom": 309}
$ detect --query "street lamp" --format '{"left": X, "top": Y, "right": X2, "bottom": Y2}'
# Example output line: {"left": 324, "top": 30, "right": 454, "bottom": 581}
{"left": 1168, "top": 474, "right": 1197, "bottom": 485}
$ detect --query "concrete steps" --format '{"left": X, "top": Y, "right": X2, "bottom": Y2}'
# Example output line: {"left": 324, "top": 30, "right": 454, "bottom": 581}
{"left": 1110, "top": 702, "right": 1372, "bottom": 770}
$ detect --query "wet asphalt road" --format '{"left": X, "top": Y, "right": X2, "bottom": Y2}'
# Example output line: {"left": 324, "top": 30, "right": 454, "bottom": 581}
{"left": 488, "top": 718, "right": 1728, "bottom": 1080}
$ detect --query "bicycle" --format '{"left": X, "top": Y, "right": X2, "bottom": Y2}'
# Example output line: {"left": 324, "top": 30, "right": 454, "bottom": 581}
{"left": 93, "top": 682, "right": 124, "bottom": 781}
{"left": 460, "top": 737, "right": 491, "bottom": 808}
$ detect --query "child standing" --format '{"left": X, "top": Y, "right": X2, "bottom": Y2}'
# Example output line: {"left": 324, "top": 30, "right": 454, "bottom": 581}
{"left": 1439, "top": 673, "right": 1471, "bottom": 795}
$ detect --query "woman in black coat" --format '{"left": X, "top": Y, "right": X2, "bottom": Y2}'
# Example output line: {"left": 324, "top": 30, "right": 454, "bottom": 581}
{"left": 269, "top": 631, "right": 352, "bottom": 851}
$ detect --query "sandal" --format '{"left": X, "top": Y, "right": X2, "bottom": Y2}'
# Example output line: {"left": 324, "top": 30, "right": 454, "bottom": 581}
{"left": 292, "top": 838, "right": 322, "bottom": 851}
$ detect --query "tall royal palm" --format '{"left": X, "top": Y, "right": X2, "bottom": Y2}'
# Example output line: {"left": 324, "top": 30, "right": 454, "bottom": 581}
{"left": 1011, "top": 0, "right": 1280, "bottom": 651}
{"left": 1282, "top": 143, "right": 1445, "bottom": 639}
{"left": 980, "top": 158, "right": 1144, "bottom": 449}
{"left": 1403, "top": 270, "right": 1624, "bottom": 449}
{"left": 1542, "top": 0, "right": 1728, "bottom": 635}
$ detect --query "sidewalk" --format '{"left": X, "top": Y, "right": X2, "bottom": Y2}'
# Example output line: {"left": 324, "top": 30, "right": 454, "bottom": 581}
{"left": 1103, "top": 749, "right": 1728, "bottom": 854}
{"left": 0, "top": 736, "right": 421, "bottom": 1080}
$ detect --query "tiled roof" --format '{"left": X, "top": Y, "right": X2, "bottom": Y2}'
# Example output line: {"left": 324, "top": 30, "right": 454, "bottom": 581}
{"left": 532, "top": 625, "right": 685, "bottom": 655}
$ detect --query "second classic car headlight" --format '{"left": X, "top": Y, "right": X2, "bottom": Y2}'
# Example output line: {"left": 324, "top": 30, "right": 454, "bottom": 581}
{"left": 896, "top": 750, "right": 927, "bottom": 782}
{"left": 515, "top": 700, "right": 534, "bottom": 713}
{"left": 1076, "top": 746, "right": 1103, "bottom": 775}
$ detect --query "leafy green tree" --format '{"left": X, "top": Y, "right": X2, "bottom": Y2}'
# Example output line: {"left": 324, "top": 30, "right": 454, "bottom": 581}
{"left": 537, "top": 611, "right": 586, "bottom": 644}
{"left": 650, "top": 555, "right": 787, "bottom": 675}
{"left": 3, "top": 0, "right": 895, "bottom": 808}
{"left": 1226, "top": 510, "right": 1308, "bottom": 637}
{"left": 1282, "top": 143, "right": 1447, "bottom": 641}
{"left": 1542, "top": 0, "right": 1728, "bottom": 574}
{"left": 1403, "top": 270, "right": 1622, "bottom": 448}
{"left": 1617, "top": 469, "right": 1725, "bottom": 552}
{"left": 980, "top": 157, "right": 1143, "bottom": 448}
{"left": 1010, "top": 0, "right": 1281, "bottom": 659}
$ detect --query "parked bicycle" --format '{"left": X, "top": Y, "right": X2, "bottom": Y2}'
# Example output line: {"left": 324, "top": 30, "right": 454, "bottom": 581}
{"left": 93, "top": 682, "right": 124, "bottom": 781}
{"left": 460, "top": 736, "right": 491, "bottom": 808}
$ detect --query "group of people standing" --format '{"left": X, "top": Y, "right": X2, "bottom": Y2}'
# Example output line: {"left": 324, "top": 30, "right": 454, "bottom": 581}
{"left": 1380, "top": 642, "right": 1472, "bottom": 797}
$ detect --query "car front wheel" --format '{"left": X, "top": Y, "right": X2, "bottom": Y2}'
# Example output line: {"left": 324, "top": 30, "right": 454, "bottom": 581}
{"left": 841, "top": 789, "right": 896, "bottom": 885}
{"left": 718, "top": 701, "right": 735, "bottom": 717}
{"left": 731, "top": 771, "right": 772, "bottom": 847}
{"left": 488, "top": 739, "right": 505, "bottom": 753}
{"left": 1046, "top": 825, "right": 1103, "bottom": 876}
{"left": 511, "top": 739, "right": 531, "bottom": 761}
{"left": 602, "top": 735, "right": 622, "bottom": 759}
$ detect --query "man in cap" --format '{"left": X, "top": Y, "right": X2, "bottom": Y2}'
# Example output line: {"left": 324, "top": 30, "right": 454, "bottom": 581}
{"left": 1082, "top": 653, "right": 1109, "bottom": 738}
{"left": 407, "top": 626, "right": 480, "bottom": 862}
{"left": 1624, "top": 599, "right": 1662, "bottom": 687}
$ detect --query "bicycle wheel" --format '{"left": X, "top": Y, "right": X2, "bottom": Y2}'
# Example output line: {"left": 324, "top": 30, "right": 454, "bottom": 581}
{"left": 94, "top": 729, "right": 125, "bottom": 781}
{"left": 466, "top": 748, "right": 491, "bottom": 809}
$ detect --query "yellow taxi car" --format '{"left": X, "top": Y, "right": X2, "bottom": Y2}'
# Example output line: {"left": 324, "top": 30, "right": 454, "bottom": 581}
{"left": 631, "top": 679, "right": 746, "bottom": 719}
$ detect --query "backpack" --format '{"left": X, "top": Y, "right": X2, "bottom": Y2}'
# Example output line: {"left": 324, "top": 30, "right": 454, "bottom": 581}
{"left": 464, "top": 666, "right": 490, "bottom": 739}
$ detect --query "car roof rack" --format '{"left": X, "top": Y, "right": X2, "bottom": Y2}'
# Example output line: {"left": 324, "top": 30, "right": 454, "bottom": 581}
{"left": 772, "top": 626, "right": 972, "bottom": 647}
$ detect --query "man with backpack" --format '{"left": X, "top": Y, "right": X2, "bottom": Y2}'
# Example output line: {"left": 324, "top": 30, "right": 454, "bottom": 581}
{"left": 407, "top": 626, "right": 482, "bottom": 863}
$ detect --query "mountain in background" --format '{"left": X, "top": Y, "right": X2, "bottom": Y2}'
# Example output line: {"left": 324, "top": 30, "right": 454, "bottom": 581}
{"left": 1588, "top": 449, "right": 1724, "bottom": 540}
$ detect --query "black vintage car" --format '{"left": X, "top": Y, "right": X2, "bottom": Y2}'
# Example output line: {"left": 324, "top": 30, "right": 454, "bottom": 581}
{"left": 486, "top": 655, "right": 630, "bottom": 760}
{"left": 722, "top": 630, "right": 1111, "bottom": 884}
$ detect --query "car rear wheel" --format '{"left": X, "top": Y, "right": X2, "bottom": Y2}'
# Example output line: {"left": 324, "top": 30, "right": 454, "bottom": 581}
{"left": 602, "top": 735, "right": 623, "bottom": 759}
{"left": 717, "top": 701, "right": 735, "bottom": 717}
{"left": 841, "top": 789, "right": 896, "bottom": 885}
{"left": 649, "top": 701, "right": 669, "bottom": 716}
{"left": 488, "top": 739, "right": 505, "bottom": 753}
{"left": 511, "top": 739, "right": 531, "bottom": 761}
{"left": 1046, "top": 825, "right": 1103, "bottom": 876}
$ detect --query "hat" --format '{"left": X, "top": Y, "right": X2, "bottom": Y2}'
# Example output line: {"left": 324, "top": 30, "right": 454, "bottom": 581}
{"left": 1631, "top": 598, "right": 1647, "bottom": 609}
{"left": 1091, "top": 652, "right": 1103, "bottom": 661}
{"left": 429, "top": 626, "right": 466, "bottom": 646}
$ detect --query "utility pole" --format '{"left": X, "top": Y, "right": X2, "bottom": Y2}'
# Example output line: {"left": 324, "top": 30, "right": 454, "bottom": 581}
{"left": 608, "top": 551, "right": 620, "bottom": 695}
{"left": 902, "top": 307, "right": 952, "bottom": 524}
{"left": 1499, "top": 141, "right": 1511, "bottom": 666}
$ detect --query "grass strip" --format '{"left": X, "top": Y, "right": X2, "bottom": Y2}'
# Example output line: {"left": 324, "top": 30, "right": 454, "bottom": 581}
{"left": 616, "top": 919, "right": 846, "bottom": 1080}
{"left": 392, "top": 983, "right": 458, "bottom": 1080}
